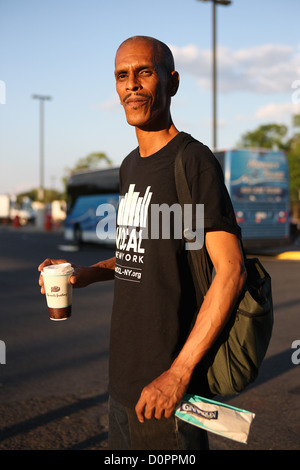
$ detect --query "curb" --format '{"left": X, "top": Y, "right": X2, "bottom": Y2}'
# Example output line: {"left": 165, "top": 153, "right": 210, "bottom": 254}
{"left": 275, "top": 251, "right": 300, "bottom": 260}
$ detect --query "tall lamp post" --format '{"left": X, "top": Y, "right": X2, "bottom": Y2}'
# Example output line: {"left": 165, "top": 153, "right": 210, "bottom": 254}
{"left": 32, "top": 94, "right": 52, "bottom": 202}
{"left": 197, "top": 0, "right": 231, "bottom": 150}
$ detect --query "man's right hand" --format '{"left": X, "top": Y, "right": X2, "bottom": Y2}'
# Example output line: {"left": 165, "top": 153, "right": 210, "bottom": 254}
{"left": 38, "top": 258, "right": 92, "bottom": 294}
{"left": 38, "top": 259, "right": 70, "bottom": 294}
{"left": 38, "top": 256, "right": 116, "bottom": 294}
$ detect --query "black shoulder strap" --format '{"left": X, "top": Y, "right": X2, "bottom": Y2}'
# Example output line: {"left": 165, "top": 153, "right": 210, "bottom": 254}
{"left": 174, "top": 135, "right": 212, "bottom": 298}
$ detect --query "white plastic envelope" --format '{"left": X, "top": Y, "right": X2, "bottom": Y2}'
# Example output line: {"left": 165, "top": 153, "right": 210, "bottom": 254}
{"left": 175, "top": 394, "right": 255, "bottom": 444}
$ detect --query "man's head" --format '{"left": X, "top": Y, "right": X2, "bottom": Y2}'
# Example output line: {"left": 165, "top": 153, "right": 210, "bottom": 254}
{"left": 114, "top": 36, "right": 179, "bottom": 130}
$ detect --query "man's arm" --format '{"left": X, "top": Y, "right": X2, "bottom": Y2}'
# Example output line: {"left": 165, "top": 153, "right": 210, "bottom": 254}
{"left": 135, "top": 231, "right": 247, "bottom": 422}
{"left": 38, "top": 257, "right": 116, "bottom": 294}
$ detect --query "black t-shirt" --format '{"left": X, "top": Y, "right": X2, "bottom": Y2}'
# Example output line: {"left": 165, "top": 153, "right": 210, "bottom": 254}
{"left": 109, "top": 132, "right": 240, "bottom": 408}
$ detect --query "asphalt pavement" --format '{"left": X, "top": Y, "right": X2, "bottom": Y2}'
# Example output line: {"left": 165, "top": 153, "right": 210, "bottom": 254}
{"left": 0, "top": 224, "right": 299, "bottom": 451}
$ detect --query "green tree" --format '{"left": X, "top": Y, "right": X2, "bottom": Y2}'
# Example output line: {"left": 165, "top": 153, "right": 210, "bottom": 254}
{"left": 286, "top": 115, "right": 300, "bottom": 209}
{"left": 62, "top": 151, "right": 113, "bottom": 197}
{"left": 16, "top": 188, "right": 63, "bottom": 204}
{"left": 238, "top": 123, "right": 288, "bottom": 150}
{"left": 71, "top": 152, "right": 113, "bottom": 173}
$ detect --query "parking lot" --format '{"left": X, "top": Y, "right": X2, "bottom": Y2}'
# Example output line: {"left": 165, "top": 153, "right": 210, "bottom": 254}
{"left": 0, "top": 226, "right": 299, "bottom": 450}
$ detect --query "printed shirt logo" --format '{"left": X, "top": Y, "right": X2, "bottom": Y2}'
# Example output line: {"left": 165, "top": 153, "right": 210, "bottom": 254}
{"left": 117, "top": 184, "right": 152, "bottom": 229}
{"left": 115, "top": 184, "right": 152, "bottom": 283}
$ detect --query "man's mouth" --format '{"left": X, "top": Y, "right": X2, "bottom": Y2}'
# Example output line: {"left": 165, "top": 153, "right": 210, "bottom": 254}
{"left": 123, "top": 94, "right": 149, "bottom": 108}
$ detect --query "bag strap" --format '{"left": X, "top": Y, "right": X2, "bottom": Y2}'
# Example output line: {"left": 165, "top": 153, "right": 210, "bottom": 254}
{"left": 174, "top": 136, "right": 212, "bottom": 298}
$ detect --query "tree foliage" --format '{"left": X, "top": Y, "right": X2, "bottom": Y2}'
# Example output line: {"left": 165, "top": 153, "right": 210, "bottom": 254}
{"left": 16, "top": 188, "right": 63, "bottom": 204}
{"left": 15, "top": 152, "right": 113, "bottom": 202}
{"left": 61, "top": 151, "right": 113, "bottom": 199}
{"left": 70, "top": 152, "right": 112, "bottom": 173}
{"left": 286, "top": 117, "right": 300, "bottom": 206}
{"left": 238, "top": 123, "right": 288, "bottom": 150}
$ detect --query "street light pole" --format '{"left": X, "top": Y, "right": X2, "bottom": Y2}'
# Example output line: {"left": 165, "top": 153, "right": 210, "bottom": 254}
{"left": 32, "top": 94, "right": 52, "bottom": 202}
{"left": 212, "top": 0, "right": 217, "bottom": 150}
{"left": 197, "top": 0, "right": 231, "bottom": 151}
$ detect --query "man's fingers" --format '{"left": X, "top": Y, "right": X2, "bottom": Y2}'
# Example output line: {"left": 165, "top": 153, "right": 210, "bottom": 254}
{"left": 38, "top": 258, "right": 68, "bottom": 272}
{"left": 154, "top": 408, "right": 164, "bottom": 420}
{"left": 136, "top": 388, "right": 167, "bottom": 422}
{"left": 163, "top": 407, "right": 173, "bottom": 419}
{"left": 144, "top": 404, "right": 156, "bottom": 421}
{"left": 135, "top": 398, "right": 146, "bottom": 423}
{"left": 38, "top": 259, "right": 69, "bottom": 294}
{"left": 38, "top": 259, "right": 54, "bottom": 272}
{"left": 135, "top": 372, "right": 182, "bottom": 423}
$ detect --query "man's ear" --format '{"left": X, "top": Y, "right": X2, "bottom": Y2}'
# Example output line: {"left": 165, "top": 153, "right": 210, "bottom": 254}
{"left": 169, "top": 70, "right": 179, "bottom": 97}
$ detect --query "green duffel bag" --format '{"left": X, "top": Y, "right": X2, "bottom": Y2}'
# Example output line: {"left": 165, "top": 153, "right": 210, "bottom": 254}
{"left": 202, "top": 256, "right": 273, "bottom": 396}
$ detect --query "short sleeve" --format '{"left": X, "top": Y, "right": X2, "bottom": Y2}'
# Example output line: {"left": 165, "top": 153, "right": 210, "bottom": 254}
{"left": 183, "top": 141, "right": 241, "bottom": 238}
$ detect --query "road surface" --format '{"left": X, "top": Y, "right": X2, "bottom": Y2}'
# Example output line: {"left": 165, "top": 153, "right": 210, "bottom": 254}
{"left": 0, "top": 226, "right": 299, "bottom": 450}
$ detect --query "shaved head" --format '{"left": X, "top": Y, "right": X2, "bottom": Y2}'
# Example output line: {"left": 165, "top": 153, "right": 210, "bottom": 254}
{"left": 116, "top": 36, "right": 175, "bottom": 76}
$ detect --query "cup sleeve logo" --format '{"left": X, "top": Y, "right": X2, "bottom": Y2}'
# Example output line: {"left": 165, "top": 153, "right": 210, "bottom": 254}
{"left": 51, "top": 286, "right": 60, "bottom": 293}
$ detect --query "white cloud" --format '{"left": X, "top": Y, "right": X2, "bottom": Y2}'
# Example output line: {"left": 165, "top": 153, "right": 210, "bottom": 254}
{"left": 169, "top": 44, "right": 211, "bottom": 81}
{"left": 255, "top": 101, "right": 300, "bottom": 120}
{"left": 96, "top": 95, "right": 120, "bottom": 111}
{"left": 170, "top": 43, "right": 300, "bottom": 94}
{"left": 235, "top": 114, "right": 250, "bottom": 122}
{"left": 234, "top": 44, "right": 292, "bottom": 67}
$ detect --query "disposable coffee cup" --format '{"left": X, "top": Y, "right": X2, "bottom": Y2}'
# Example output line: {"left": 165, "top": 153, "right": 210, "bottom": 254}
{"left": 42, "top": 263, "right": 74, "bottom": 321}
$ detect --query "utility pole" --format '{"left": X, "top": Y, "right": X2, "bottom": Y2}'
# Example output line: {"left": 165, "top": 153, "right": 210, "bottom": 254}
{"left": 197, "top": 0, "right": 231, "bottom": 150}
{"left": 32, "top": 94, "right": 52, "bottom": 201}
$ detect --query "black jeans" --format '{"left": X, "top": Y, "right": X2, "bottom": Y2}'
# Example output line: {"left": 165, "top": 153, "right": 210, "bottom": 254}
{"left": 108, "top": 396, "right": 209, "bottom": 451}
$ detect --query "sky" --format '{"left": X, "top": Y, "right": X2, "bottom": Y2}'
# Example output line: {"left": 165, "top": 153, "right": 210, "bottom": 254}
{"left": 1, "top": 0, "right": 300, "bottom": 195}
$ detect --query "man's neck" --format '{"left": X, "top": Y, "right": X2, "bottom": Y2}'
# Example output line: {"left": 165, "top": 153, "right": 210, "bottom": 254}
{"left": 136, "top": 124, "right": 179, "bottom": 158}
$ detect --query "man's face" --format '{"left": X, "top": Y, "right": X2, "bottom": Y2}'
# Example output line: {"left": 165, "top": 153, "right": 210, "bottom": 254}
{"left": 114, "top": 40, "right": 172, "bottom": 130}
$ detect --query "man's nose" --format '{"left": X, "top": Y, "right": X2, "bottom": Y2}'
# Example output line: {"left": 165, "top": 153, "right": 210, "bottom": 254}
{"left": 126, "top": 73, "right": 141, "bottom": 91}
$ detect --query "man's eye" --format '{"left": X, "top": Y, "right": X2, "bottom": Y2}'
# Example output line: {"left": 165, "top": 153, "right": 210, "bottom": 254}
{"left": 117, "top": 73, "right": 127, "bottom": 80}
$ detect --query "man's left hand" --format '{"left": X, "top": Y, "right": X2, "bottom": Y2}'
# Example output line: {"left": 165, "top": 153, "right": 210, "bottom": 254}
{"left": 135, "top": 369, "right": 188, "bottom": 423}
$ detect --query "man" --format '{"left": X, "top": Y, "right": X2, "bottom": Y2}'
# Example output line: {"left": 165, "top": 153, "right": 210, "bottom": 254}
{"left": 39, "top": 36, "right": 246, "bottom": 450}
